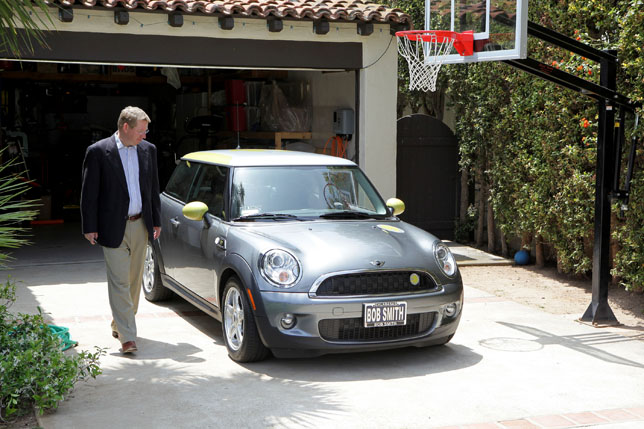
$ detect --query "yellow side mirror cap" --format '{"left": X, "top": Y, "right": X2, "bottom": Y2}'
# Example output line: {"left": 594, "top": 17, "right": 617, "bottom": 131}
{"left": 183, "top": 201, "right": 209, "bottom": 221}
{"left": 386, "top": 198, "right": 405, "bottom": 216}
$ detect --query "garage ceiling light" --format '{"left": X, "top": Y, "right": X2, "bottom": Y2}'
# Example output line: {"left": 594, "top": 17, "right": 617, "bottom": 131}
{"left": 58, "top": 7, "right": 73, "bottom": 23}
{"left": 114, "top": 10, "right": 129, "bottom": 25}
{"left": 219, "top": 16, "right": 234, "bottom": 30}
{"left": 313, "top": 20, "right": 329, "bottom": 35}
{"left": 357, "top": 22, "right": 373, "bottom": 36}
{"left": 168, "top": 12, "right": 183, "bottom": 28}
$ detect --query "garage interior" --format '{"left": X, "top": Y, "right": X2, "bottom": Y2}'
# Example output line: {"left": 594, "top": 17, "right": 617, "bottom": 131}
{"left": 0, "top": 62, "right": 358, "bottom": 224}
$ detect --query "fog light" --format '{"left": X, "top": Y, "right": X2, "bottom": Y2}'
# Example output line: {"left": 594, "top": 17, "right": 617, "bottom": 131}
{"left": 444, "top": 303, "right": 458, "bottom": 318}
{"left": 280, "top": 313, "right": 296, "bottom": 329}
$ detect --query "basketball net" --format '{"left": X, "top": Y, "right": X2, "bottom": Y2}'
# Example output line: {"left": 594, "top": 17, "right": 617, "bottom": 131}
{"left": 396, "top": 31, "right": 456, "bottom": 92}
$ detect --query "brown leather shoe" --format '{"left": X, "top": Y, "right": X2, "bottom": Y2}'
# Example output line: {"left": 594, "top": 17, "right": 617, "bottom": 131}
{"left": 121, "top": 341, "right": 138, "bottom": 354}
{"left": 112, "top": 330, "right": 119, "bottom": 339}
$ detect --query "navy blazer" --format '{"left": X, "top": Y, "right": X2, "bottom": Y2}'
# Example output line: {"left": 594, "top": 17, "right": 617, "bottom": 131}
{"left": 81, "top": 134, "right": 161, "bottom": 248}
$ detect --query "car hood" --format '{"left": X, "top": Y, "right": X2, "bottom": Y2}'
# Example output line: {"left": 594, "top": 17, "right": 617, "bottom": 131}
{"left": 228, "top": 220, "right": 446, "bottom": 290}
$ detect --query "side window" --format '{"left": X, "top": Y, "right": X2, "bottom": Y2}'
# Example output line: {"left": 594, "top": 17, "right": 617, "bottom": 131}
{"left": 190, "top": 164, "right": 228, "bottom": 219}
{"left": 164, "top": 161, "right": 200, "bottom": 202}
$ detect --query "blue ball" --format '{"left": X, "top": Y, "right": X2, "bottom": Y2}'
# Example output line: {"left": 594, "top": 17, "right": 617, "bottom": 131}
{"left": 514, "top": 250, "right": 530, "bottom": 265}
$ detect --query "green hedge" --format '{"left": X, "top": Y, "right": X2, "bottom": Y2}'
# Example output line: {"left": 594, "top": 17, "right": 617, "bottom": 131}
{"left": 387, "top": 0, "right": 643, "bottom": 291}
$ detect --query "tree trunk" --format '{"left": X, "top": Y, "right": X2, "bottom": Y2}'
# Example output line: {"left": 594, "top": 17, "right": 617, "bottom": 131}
{"left": 475, "top": 180, "right": 485, "bottom": 247}
{"left": 487, "top": 195, "right": 495, "bottom": 253}
{"left": 556, "top": 253, "right": 564, "bottom": 274}
{"left": 460, "top": 169, "right": 469, "bottom": 222}
{"left": 535, "top": 235, "right": 545, "bottom": 267}
{"left": 610, "top": 212, "right": 620, "bottom": 284}
{"left": 521, "top": 232, "right": 532, "bottom": 249}
{"left": 500, "top": 230, "right": 509, "bottom": 258}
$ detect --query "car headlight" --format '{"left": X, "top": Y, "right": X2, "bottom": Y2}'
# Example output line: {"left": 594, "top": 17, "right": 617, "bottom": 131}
{"left": 434, "top": 242, "right": 457, "bottom": 277}
{"left": 260, "top": 249, "right": 301, "bottom": 288}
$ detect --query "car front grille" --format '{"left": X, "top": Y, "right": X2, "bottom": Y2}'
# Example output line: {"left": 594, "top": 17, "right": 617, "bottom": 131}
{"left": 318, "top": 312, "right": 436, "bottom": 342}
{"left": 313, "top": 271, "right": 439, "bottom": 297}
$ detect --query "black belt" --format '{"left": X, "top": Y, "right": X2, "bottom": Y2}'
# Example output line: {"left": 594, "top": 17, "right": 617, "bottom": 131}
{"left": 127, "top": 213, "right": 142, "bottom": 221}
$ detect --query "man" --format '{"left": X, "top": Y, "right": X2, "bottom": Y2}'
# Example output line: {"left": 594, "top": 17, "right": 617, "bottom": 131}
{"left": 81, "top": 106, "right": 162, "bottom": 354}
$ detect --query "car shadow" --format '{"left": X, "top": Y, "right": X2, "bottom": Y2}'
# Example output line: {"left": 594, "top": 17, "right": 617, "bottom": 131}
{"left": 241, "top": 342, "right": 482, "bottom": 382}
{"left": 147, "top": 296, "right": 226, "bottom": 346}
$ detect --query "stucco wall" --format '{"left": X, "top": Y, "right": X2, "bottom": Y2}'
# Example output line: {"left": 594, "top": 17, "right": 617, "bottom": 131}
{"left": 360, "top": 30, "right": 398, "bottom": 200}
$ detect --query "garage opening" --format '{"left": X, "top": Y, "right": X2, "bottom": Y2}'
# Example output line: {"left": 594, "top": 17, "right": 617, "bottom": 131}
{"left": 0, "top": 62, "right": 358, "bottom": 227}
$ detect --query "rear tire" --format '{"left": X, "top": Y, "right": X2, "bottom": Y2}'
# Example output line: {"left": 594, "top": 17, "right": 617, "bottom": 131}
{"left": 142, "top": 244, "right": 173, "bottom": 302}
{"left": 222, "top": 277, "right": 269, "bottom": 362}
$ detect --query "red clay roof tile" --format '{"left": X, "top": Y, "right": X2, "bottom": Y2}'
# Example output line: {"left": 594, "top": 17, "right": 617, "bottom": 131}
{"left": 45, "top": 0, "right": 411, "bottom": 24}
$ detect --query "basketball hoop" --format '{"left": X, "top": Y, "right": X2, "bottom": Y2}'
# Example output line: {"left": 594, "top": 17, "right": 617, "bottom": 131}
{"left": 396, "top": 30, "right": 474, "bottom": 92}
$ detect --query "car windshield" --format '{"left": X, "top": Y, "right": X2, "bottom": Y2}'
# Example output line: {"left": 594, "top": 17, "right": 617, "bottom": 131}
{"left": 230, "top": 166, "right": 388, "bottom": 220}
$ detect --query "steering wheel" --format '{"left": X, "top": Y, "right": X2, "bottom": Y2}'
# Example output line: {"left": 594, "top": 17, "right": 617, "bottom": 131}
{"left": 323, "top": 183, "right": 346, "bottom": 209}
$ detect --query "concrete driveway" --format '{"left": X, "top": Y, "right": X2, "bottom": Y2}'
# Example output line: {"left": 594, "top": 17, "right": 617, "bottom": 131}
{"left": 5, "top": 223, "right": 644, "bottom": 428}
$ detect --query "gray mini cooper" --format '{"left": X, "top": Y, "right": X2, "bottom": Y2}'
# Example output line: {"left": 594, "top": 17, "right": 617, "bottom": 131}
{"left": 143, "top": 149, "right": 463, "bottom": 362}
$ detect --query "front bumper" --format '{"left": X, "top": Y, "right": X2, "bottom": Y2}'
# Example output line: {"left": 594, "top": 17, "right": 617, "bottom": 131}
{"left": 254, "top": 282, "right": 463, "bottom": 358}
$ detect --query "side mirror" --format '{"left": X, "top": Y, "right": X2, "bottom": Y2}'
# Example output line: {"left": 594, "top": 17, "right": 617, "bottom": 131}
{"left": 183, "top": 201, "right": 209, "bottom": 221}
{"left": 386, "top": 198, "right": 405, "bottom": 216}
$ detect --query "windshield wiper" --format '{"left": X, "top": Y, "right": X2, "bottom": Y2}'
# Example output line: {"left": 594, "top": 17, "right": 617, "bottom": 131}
{"left": 319, "top": 211, "right": 382, "bottom": 219}
{"left": 233, "top": 213, "right": 302, "bottom": 222}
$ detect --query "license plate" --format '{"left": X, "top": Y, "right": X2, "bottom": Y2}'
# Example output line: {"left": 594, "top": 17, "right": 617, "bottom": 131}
{"left": 363, "top": 302, "right": 407, "bottom": 327}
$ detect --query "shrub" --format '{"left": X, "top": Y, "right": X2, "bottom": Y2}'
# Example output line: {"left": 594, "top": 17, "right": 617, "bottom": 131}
{"left": 0, "top": 280, "right": 104, "bottom": 422}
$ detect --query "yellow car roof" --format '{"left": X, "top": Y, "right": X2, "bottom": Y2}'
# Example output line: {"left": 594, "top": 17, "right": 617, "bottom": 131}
{"left": 182, "top": 149, "right": 357, "bottom": 167}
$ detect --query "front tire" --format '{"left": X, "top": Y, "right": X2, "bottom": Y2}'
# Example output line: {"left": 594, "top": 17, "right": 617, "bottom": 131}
{"left": 142, "top": 244, "right": 173, "bottom": 302}
{"left": 222, "top": 277, "right": 269, "bottom": 362}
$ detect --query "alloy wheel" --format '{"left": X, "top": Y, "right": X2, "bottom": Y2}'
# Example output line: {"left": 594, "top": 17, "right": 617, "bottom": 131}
{"left": 142, "top": 245, "right": 155, "bottom": 294}
{"left": 224, "top": 287, "right": 245, "bottom": 351}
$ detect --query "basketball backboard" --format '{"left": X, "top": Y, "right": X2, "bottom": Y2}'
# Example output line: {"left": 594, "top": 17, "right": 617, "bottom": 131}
{"left": 425, "top": 0, "right": 528, "bottom": 64}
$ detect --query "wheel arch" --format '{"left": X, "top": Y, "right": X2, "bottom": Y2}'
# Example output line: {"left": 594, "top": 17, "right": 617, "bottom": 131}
{"left": 219, "top": 253, "right": 265, "bottom": 317}
{"left": 151, "top": 240, "right": 167, "bottom": 276}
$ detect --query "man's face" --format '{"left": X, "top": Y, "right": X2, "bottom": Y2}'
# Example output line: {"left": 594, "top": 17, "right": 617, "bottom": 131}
{"left": 121, "top": 120, "right": 149, "bottom": 146}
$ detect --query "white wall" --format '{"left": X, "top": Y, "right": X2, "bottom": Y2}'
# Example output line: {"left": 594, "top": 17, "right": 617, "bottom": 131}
{"left": 360, "top": 28, "right": 398, "bottom": 200}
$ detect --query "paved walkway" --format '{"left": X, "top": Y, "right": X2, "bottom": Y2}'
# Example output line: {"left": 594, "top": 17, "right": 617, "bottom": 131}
{"left": 437, "top": 407, "right": 644, "bottom": 428}
{"left": 4, "top": 223, "right": 643, "bottom": 429}
{"left": 446, "top": 240, "right": 514, "bottom": 266}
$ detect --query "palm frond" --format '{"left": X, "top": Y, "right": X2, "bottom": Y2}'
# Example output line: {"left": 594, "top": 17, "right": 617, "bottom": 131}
{"left": 0, "top": 150, "right": 40, "bottom": 265}
{"left": 0, "top": 0, "right": 53, "bottom": 57}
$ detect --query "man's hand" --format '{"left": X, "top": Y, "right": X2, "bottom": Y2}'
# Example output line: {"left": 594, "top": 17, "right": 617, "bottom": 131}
{"left": 153, "top": 226, "right": 162, "bottom": 240}
{"left": 84, "top": 232, "right": 98, "bottom": 245}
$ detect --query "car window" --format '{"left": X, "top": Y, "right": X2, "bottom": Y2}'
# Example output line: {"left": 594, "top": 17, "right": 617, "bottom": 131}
{"left": 164, "top": 160, "right": 200, "bottom": 202}
{"left": 230, "top": 166, "right": 387, "bottom": 219}
{"left": 189, "top": 164, "right": 228, "bottom": 219}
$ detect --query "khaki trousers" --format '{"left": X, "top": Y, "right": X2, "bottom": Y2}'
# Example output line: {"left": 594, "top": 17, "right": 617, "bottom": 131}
{"left": 103, "top": 218, "right": 148, "bottom": 343}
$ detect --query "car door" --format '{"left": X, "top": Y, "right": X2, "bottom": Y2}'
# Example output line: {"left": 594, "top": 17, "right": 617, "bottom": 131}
{"left": 172, "top": 164, "right": 229, "bottom": 307}
{"left": 159, "top": 160, "right": 201, "bottom": 279}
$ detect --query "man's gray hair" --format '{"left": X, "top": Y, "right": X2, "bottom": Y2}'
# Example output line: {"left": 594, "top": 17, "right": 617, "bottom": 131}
{"left": 117, "top": 106, "right": 151, "bottom": 130}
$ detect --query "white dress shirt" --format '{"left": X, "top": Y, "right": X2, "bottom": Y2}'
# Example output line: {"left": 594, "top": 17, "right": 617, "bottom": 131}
{"left": 115, "top": 133, "right": 142, "bottom": 217}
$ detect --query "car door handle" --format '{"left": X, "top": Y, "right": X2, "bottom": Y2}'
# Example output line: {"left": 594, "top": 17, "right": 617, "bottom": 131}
{"left": 170, "top": 217, "right": 180, "bottom": 227}
{"left": 215, "top": 237, "right": 226, "bottom": 251}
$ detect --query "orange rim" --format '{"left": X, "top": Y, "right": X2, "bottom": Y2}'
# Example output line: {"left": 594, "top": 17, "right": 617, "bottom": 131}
{"left": 396, "top": 30, "right": 474, "bottom": 56}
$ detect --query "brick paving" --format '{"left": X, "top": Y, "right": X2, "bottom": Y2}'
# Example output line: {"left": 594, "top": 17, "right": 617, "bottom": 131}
{"left": 437, "top": 407, "right": 644, "bottom": 429}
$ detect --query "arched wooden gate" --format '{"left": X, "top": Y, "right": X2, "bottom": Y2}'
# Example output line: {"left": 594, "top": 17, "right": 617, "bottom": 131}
{"left": 396, "top": 114, "right": 459, "bottom": 240}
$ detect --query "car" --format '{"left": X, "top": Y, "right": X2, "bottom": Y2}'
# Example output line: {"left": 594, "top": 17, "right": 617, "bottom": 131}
{"left": 143, "top": 149, "right": 463, "bottom": 362}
